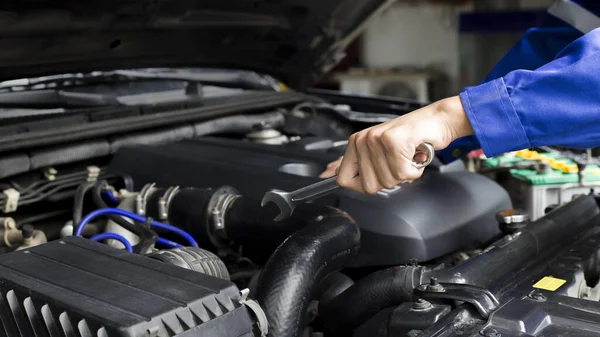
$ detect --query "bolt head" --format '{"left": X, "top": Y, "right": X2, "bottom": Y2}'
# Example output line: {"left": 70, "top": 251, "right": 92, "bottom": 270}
{"left": 528, "top": 290, "right": 547, "bottom": 301}
{"left": 426, "top": 277, "right": 444, "bottom": 292}
{"left": 412, "top": 298, "right": 432, "bottom": 310}
{"left": 479, "top": 328, "right": 500, "bottom": 337}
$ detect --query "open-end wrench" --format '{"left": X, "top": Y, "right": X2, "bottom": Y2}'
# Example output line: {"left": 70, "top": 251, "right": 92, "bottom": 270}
{"left": 261, "top": 142, "right": 435, "bottom": 221}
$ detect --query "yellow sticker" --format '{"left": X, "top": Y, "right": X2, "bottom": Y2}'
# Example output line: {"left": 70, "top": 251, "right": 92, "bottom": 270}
{"left": 533, "top": 276, "right": 566, "bottom": 291}
{"left": 277, "top": 82, "right": 289, "bottom": 91}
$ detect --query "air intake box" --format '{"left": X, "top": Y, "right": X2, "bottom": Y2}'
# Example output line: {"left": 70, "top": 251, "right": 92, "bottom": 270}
{"left": 0, "top": 237, "right": 258, "bottom": 337}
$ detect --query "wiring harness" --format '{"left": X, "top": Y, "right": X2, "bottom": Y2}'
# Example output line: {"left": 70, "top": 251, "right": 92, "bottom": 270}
{"left": 74, "top": 207, "right": 198, "bottom": 249}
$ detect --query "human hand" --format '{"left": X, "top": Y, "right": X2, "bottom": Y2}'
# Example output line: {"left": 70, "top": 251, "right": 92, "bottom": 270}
{"left": 319, "top": 156, "right": 343, "bottom": 178}
{"left": 333, "top": 96, "right": 473, "bottom": 194}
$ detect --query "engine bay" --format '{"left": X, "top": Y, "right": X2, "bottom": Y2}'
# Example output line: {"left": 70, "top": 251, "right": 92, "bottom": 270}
{"left": 0, "top": 94, "right": 600, "bottom": 337}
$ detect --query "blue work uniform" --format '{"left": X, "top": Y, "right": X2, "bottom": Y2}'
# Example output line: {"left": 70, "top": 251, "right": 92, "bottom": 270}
{"left": 438, "top": 0, "right": 600, "bottom": 163}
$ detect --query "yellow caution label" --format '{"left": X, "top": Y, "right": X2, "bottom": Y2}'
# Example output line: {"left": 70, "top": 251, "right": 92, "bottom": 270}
{"left": 277, "top": 82, "right": 290, "bottom": 91}
{"left": 533, "top": 276, "right": 566, "bottom": 291}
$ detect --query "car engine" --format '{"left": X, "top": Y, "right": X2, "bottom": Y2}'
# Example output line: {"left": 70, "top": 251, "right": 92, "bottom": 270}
{"left": 1, "top": 94, "right": 600, "bottom": 337}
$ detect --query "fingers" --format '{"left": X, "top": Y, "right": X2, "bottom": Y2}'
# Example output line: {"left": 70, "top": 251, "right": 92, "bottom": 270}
{"left": 319, "top": 157, "right": 343, "bottom": 178}
{"left": 336, "top": 102, "right": 454, "bottom": 194}
{"left": 355, "top": 132, "right": 382, "bottom": 194}
{"left": 365, "top": 129, "right": 398, "bottom": 190}
{"left": 380, "top": 129, "right": 423, "bottom": 181}
{"left": 337, "top": 135, "right": 363, "bottom": 192}
{"left": 338, "top": 128, "right": 399, "bottom": 194}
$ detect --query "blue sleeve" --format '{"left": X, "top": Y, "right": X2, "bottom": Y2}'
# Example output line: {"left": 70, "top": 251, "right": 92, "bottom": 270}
{"left": 456, "top": 28, "right": 600, "bottom": 158}
{"left": 436, "top": 1, "right": 595, "bottom": 162}
{"left": 481, "top": 27, "right": 583, "bottom": 81}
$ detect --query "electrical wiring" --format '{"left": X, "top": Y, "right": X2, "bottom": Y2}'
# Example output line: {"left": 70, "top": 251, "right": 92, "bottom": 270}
{"left": 156, "top": 237, "right": 184, "bottom": 249}
{"left": 101, "top": 189, "right": 120, "bottom": 205}
{"left": 91, "top": 181, "right": 157, "bottom": 254}
{"left": 89, "top": 232, "right": 133, "bottom": 253}
{"left": 0, "top": 174, "right": 118, "bottom": 208}
{"left": 73, "top": 181, "right": 97, "bottom": 225}
{"left": 75, "top": 207, "right": 199, "bottom": 248}
{"left": 5, "top": 170, "right": 91, "bottom": 196}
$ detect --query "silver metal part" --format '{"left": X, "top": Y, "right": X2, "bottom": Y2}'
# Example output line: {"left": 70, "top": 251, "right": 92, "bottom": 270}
{"left": 239, "top": 288, "right": 269, "bottom": 337}
{"left": 162, "top": 186, "right": 180, "bottom": 221}
{"left": 261, "top": 177, "right": 339, "bottom": 222}
{"left": 158, "top": 198, "right": 167, "bottom": 221}
{"left": 136, "top": 183, "right": 156, "bottom": 216}
{"left": 211, "top": 193, "right": 240, "bottom": 232}
{"left": 156, "top": 186, "right": 181, "bottom": 221}
{"left": 496, "top": 209, "right": 530, "bottom": 224}
{"left": 207, "top": 186, "right": 241, "bottom": 247}
{"left": 261, "top": 142, "right": 435, "bottom": 221}
{"left": 246, "top": 129, "right": 289, "bottom": 145}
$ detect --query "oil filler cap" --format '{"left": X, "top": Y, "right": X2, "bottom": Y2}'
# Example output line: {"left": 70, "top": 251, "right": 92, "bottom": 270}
{"left": 496, "top": 209, "right": 529, "bottom": 233}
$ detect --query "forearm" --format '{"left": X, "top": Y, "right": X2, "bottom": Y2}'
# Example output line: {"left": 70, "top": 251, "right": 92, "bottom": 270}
{"left": 433, "top": 96, "right": 473, "bottom": 140}
{"left": 461, "top": 28, "right": 600, "bottom": 157}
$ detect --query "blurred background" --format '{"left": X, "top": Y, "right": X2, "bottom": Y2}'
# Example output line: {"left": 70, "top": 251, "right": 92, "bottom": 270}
{"left": 315, "top": 0, "right": 553, "bottom": 102}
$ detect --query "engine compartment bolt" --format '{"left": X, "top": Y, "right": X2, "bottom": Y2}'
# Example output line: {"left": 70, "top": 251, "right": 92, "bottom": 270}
{"left": 412, "top": 298, "right": 432, "bottom": 310}
{"left": 528, "top": 290, "right": 547, "bottom": 301}
{"left": 426, "top": 277, "right": 444, "bottom": 292}
{"left": 479, "top": 328, "right": 500, "bottom": 337}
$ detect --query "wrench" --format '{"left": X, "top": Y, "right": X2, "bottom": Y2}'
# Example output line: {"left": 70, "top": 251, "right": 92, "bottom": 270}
{"left": 261, "top": 142, "right": 435, "bottom": 221}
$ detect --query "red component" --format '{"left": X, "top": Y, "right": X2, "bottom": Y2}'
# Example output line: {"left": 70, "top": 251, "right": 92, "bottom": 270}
{"left": 467, "top": 149, "right": 484, "bottom": 158}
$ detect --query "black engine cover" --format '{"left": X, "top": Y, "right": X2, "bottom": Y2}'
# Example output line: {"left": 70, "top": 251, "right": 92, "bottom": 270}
{"left": 109, "top": 137, "right": 512, "bottom": 267}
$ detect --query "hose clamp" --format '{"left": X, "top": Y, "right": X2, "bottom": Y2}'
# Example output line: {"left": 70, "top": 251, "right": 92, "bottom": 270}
{"left": 136, "top": 183, "right": 156, "bottom": 216}
{"left": 206, "top": 186, "right": 240, "bottom": 247}
{"left": 158, "top": 186, "right": 180, "bottom": 221}
{"left": 239, "top": 288, "right": 268, "bottom": 337}
{"left": 211, "top": 193, "right": 239, "bottom": 232}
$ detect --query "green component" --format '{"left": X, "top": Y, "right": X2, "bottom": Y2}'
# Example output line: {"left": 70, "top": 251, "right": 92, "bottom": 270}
{"left": 482, "top": 152, "right": 600, "bottom": 186}
{"left": 482, "top": 151, "right": 566, "bottom": 168}
{"left": 509, "top": 165, "right": 600, "bottom": 185}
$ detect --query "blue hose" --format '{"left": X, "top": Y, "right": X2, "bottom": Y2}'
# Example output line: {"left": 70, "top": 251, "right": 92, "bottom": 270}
{"left": 101, "top": 190, "right": 120, "bottom": 205}
{"left": 90, "top": 233, "right": 133, "bottom": 253}
{"left": 156, "top": 237, "right": 184, "bottom": 249}
{"left": 75, "top": 208, "right": 199, "bottom": 248}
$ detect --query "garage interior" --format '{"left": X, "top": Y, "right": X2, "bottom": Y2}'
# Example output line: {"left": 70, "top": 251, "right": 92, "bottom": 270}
{"left": 0, "top": 1, "right": 599, "bottom": 337}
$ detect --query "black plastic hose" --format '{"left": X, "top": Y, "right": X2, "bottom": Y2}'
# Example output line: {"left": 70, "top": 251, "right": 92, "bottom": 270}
{"left": 254, "top": 206, "right": 360, "bottom": 337}
{"left": 72, "top": 181, "right": 97, "bottom": 225}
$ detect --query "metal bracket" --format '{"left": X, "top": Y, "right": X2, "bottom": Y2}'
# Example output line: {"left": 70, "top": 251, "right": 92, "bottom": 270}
{"left": 158, "top": 186, "right": 180, "bottom": 221}
{"left": 209, "top": 186, "right": 240, "bottom": 233}
{"left": 239, "top": 288, "right": 268, "bottom": 337}
{"left": 136, "top": 183, "right": 156, "bottom": 216}
{"left": 414, "top": 282, "right": 500, "bottom": 319}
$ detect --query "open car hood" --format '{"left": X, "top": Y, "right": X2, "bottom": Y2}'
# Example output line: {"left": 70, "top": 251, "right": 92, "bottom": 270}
{"left": 0, "top": 0, "right": 394, "bottom": 90}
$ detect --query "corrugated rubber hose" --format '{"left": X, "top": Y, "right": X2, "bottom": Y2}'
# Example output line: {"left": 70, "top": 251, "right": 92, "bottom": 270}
{"left": 254, "top": 206, "right": 360, "bottom": 337}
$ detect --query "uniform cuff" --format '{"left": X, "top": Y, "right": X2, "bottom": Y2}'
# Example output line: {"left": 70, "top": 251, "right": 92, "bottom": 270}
{"left": 459, "top": 78, "right": 531, "bottom": 157}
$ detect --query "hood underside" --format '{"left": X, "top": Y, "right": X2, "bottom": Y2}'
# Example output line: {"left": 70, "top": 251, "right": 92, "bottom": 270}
{"left": 0, "top": 0, "right": 394, "bottom": 90}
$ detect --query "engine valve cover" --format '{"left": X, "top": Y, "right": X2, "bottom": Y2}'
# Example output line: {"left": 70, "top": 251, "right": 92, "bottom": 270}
{"left": 109, "top": 137, "right": 512, "bottom": 266}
